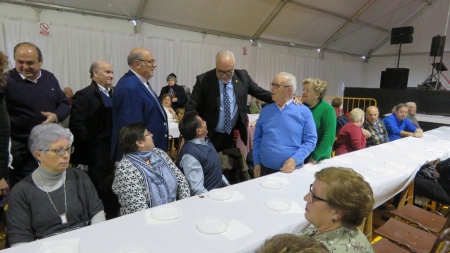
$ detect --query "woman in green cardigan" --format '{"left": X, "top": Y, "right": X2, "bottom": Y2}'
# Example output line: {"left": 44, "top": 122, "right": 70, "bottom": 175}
{"left": 302, "top": 78, "right": 336, "bottom": 163}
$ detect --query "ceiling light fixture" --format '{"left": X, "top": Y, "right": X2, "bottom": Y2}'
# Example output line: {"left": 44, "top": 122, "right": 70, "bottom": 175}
{"left": 130, "top": 19, "right": 137, "bottom": 26}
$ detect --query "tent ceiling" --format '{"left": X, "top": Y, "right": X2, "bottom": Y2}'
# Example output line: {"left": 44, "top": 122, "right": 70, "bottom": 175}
{"left": 3, "top": 0, "right": 449, "bottom": 57}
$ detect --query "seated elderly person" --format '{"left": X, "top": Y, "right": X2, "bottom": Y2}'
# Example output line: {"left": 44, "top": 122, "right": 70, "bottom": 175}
{"left": 6, "top": 123, "right": 105, "bottom": 246}
{"left": 362, "top": 106, "right": 389, "bottom": 147}
{"left": 406, "top": 102, "right": 421, "bottom": 128}
{"left": 112, "top": 122, "right": 190, "bottom": 215}
{"left": 383, "top": 103, "right": 423, "bottom": 141}
{"left": 331, "top": 97, "right": 344, "bottom": 118}
{"left": 256, "top": 233, "right": 328, "bottom": 253}
{"left": 335, "top": 108, "right": 366, "bottom": 155}
{"left": 253, "top": 72, "right": 317, "bottom": 177}
{"left": 161, "top": 93, "right": 177, "bottom": 122}
{"left": 299, "top": 167, "right": 374, "bottom": 253}
{"left": 177, "top": 112, "right": 229, "bottom": 195}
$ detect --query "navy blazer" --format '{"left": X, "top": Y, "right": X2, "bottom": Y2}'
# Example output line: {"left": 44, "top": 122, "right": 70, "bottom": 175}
{"left": 185, "top": 69, "right": 272, "bottom": 145}
{"left": 111, "top": 71, "right": 168, "bottom": 161}
{"left": 159, "top": 84, "right": 187, "bottom": 111}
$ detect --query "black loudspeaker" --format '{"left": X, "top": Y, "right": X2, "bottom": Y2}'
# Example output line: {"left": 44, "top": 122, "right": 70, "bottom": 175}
{"left": 391, "top": 26, "right": 414, "bottom": 45}
{"left": 380, "top": 68, "right": 409, "bottom": 89}
{"left": 430, "top": 35, "right": 446, "bottom": 57}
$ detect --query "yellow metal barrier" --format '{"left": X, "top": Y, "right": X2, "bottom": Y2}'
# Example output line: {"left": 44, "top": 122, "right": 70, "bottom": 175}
{"left": 324, "top": 96, "right": 377, "bottom": 114}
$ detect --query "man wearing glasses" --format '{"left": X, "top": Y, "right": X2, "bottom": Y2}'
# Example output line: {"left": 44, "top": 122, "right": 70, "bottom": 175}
{"left": 186, "top": 50, "right": 272, "bottom": 152}
{"left": 111, "top": 47, "right": 168, "bottom": 162}
{"left": 253, "top": 73, "right": 317, "bottom": 177}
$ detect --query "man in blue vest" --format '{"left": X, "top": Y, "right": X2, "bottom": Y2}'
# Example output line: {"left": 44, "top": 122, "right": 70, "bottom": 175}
{"left": 177, "top": 112, "right": 229, "bottom": 195}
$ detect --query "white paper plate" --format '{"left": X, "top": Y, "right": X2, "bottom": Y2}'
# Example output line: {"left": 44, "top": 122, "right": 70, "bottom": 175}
{"left": 207, "top": 189, "right": 233, "bottom": 201}
{"left": 38, "top": 245, "right": 78, "bottom": 253}
{"left": 367, "top": 166, "right": 386, "bottom": 174}
{"left": 264, "top": 199, "right": 291, "bottom": 212}
{"left": 259, "top": 180, "right": 283, "bottom": 190}
{"left": 196, "top": 218, "right": 228, "bottom": 235}
{"left": 150, "top": 205, "right": 182, "bottom": 221}
{"left": 118, "top": 248, "right": 149, "bottom": 253}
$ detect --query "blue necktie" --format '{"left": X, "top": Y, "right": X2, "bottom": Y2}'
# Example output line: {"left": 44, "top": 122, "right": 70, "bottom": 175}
{"left": 169, "top": 87, "right": 174, "bottom": 96}
{"left": 223, "top": 83, "right": 232, "bottom": 134}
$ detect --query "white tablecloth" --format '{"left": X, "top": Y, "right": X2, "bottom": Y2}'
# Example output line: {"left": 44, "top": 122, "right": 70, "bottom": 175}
{"left": 416, "top": 113, "right": 450, "bottom": 125}
{"left": 5, "top": 127, "right": 450, "bottom": 253}
{"left": 168, "top": 120, "right": 180, "bottom": 138}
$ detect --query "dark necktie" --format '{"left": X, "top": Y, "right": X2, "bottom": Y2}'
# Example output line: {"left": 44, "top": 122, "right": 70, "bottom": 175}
{"left": 147, "top": 82, "right": 167, "bottom": 120}
{"left": 223, "top": 83, "right": 232, "bottom": 134}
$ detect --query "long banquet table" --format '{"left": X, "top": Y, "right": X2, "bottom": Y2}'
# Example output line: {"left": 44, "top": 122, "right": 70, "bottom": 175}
{"left": 4, "top": 127, "right": 450, "bottom": 253}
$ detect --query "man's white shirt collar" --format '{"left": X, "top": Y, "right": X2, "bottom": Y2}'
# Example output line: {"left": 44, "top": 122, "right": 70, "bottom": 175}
{"left": 19, "top": 70, "right": 42, "bottom": 83}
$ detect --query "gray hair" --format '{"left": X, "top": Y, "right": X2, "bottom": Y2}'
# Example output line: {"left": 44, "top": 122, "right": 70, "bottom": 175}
{"left": 89, "top": 61, "right": 100, "bottom": 78}
{"left": 349, "top": 108, "right": 365, "bottom": 122}
{"left": 28, "top": 123, "right": 73, "bottom": 155}
{"left": 405, "top": 102, "right": 416, "bottom": 107}
{"left": 127, "top": 51, "right": 143, "bottom": 66}
{"left": 278, "top": 72, "right": 297, "bottom": 93}
{"left": 216, "top": 50, "right": 235, "bottom": 63}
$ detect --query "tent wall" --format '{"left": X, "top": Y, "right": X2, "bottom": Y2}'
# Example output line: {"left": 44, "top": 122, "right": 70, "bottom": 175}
{"left": 2, "top": 2, "right": 444, "bottom": 100}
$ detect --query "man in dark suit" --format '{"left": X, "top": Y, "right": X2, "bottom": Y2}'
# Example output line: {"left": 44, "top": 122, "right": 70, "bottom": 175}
{"left": 69, "top": 61, "right": 115, "bottom": 187}
{"left": 111, "top": 47, "right": 168, "bottom": 161}
{"left": 159, "top": 73, "right": 187, "bottom": 111}
{"left": 186, "top": 51, "right": 272, "bottom": 152}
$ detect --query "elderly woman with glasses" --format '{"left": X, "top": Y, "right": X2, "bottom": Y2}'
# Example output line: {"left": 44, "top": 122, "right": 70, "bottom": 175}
{"left": 6, "top": 123, "right": 105, "bottom": 246}
{"left": 112, "top": 122, "right": 190, "bottom": 216}
{"left": 299, "top": 167, "right": 374, "bottom": 253}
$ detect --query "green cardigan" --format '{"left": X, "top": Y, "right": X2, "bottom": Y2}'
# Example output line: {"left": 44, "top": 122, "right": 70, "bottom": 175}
{"left": 308, "top": 100, "right": 336, "bottom": 161}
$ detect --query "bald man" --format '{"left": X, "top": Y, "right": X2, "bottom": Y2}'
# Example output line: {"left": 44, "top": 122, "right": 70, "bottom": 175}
{"left": 70, "top": 61, "right": 115, "bottom": 186}
{"left": 362, "top": 106, "right": 389, "bottom": 147}
{"left": 111, "top": 47, "right": 168, "bottom": 161}
{"left": 6, "top": 42, "right": 70, "bottom": 184}
{"left": 186, "top": 51, "right": 272, "bottom": 152}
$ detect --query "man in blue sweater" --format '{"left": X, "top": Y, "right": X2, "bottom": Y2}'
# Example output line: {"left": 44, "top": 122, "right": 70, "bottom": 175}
{"left": 383, "top": 103, "right": 423, "bottom": 141}
{"left": 253, "top": 72, "right": 317, "bottom": 177}
{"left": 177, "top": 112, "right": 229, "bottom": 195}
{"left": 5, "top": 42, "right": 70, "bottom": 184}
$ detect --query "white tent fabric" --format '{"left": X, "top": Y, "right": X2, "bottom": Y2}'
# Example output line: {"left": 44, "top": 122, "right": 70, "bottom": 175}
{"left": 2, "top": 17, "right": 363, "bottom": 97}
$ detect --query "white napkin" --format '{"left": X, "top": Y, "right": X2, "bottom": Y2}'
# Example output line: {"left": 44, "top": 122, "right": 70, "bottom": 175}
{"left": 267, "top": 176, "right": 290, "bottom": 185}
{"left": 281, "top": 202, "right": 304, "bottom": 214}
{"left": 222, "top": 220, "right": 253, "bottom": 240}
{"left": 38, "top": 238, "right": 80, "bottom": 253}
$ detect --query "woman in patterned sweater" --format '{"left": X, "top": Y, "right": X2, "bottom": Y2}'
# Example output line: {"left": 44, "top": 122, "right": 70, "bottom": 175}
{"left": 112, "top": 122, "right": 190, "bottom": 216}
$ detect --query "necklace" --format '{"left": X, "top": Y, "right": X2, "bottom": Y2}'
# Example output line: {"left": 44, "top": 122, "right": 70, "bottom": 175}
{"left": 37, "top": 170, "right": 68, "bottom": 225}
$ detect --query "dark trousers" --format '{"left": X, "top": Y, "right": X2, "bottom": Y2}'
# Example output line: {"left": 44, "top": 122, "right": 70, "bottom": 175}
{"left": 87, "top": 144, "right": 114, "bottom": 187}
{"left": 260, "top": 163, "right": 278, "bottom": 177}
{"left": 414, "top": 176, "right": 450, "bottom": 205}
{"left": 11, "top": 139, "right": 37, "bottom": 186}
{"left": 211, "top": 131, "right": 234, "bottom": 153}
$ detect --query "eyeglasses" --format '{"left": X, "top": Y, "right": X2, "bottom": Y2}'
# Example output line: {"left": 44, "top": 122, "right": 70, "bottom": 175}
{"left": 216, "top": 69, "right": 233, "bottom": 76}
{"left": 44, "top": 146, "right": 74, "bottom": 157}
{"left": 143, "top": 132, "right": 152, "bottom": 138}
{"left": 137, "top": 59, "right": 156, "bottom": 66}
{"left": 309, "top": 184, "right": 327, "bottom": 203}
{"left": 270, "top": 83, "right": 290, "bottom": 89}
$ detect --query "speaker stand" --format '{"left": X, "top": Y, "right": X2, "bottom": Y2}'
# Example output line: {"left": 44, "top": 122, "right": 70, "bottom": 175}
{"left": 419, "top": 56, "right": 446, "bottom": 91}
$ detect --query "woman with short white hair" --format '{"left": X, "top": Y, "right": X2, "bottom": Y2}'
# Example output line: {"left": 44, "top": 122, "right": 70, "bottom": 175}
{"left": 335, "top": 108, "right": 366, "bottom": 155}
{"left": 6, "top": 123, "right": 105, "bottom": 246}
